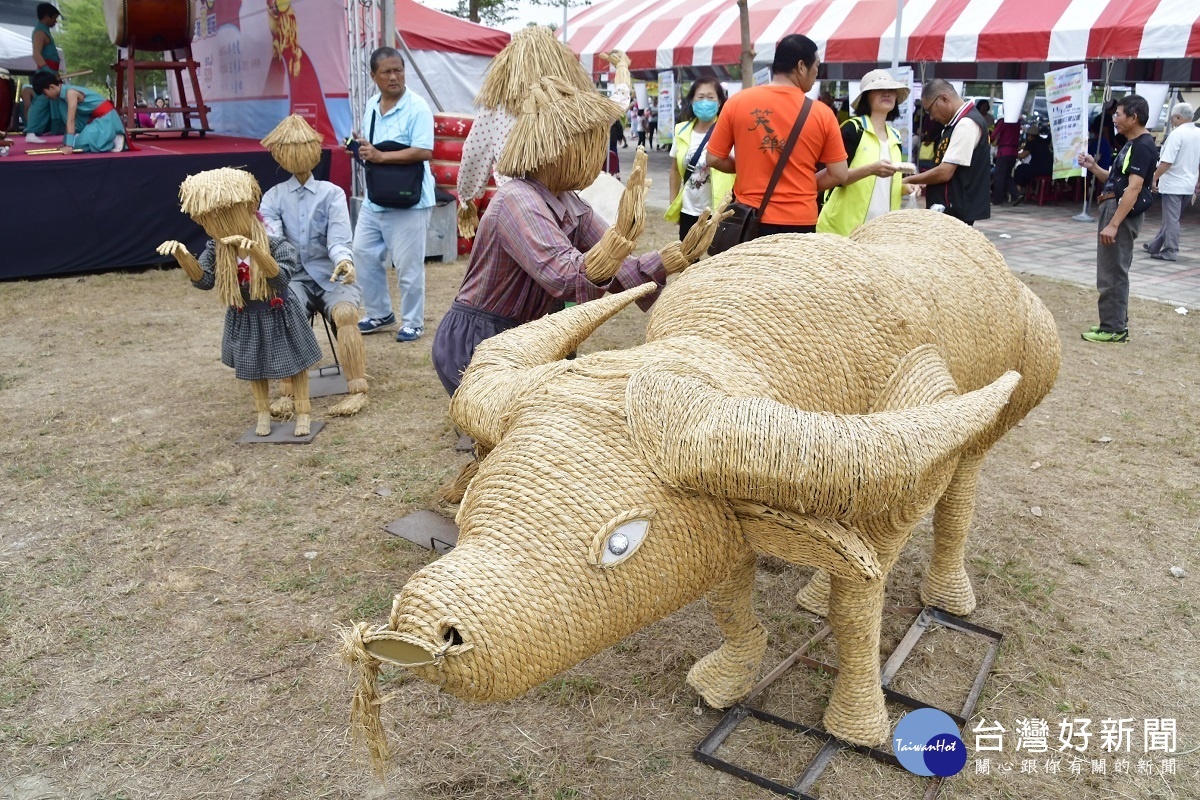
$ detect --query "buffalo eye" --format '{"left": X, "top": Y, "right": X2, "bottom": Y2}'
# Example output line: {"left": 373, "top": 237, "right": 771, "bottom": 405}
{"left": 589, "top": 511, "right": 654, "bottom": 568}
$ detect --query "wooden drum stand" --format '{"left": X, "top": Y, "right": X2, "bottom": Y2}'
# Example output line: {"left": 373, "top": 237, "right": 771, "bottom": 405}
{"left": 105, "top": 0, "right": 210, "bottom": 136}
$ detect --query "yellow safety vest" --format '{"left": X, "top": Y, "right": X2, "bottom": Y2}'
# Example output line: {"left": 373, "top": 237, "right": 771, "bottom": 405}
{"left": 816, "top": 118, "right": 904, "bottom": 236}
{"left": 665, "top": 119, "right": 736, "bottom": 223}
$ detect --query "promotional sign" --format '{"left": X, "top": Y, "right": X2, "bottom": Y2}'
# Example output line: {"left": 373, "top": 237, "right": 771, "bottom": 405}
{"left": 1044, "top": 64, "right": 1089, "bottom": 179}
{"left": 657, "top": 71, "right": 675, "bottom": 139}
{"left": 752, "top": 66, "right": 771, "bottom": 87}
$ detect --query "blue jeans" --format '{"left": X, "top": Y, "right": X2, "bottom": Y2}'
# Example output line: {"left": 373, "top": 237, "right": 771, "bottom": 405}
{"left": 353, "top": 205, "right": 431, "bottom": 327}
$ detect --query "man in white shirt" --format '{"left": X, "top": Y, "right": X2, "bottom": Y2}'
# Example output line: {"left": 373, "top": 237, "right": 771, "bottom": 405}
{"left": 903, "top": 79, "right": 991, "bottom": 225}
{"left": 1144, "top": 103, "right": 1200, "bottom": 262}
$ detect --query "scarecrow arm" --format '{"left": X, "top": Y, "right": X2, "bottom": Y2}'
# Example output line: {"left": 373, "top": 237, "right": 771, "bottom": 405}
{"left": 157, "top": 239, "right": 204, "bottom": 282}
{"left": 584, "top": 148, "right": 648, "bottom": 282}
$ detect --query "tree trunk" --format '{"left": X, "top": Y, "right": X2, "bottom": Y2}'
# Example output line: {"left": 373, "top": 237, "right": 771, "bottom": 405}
{"left": 738, "top": 0, "right": 754, "bottom": 89}
{"left": 469, "top": 0, "right": 481, "bottom": 23}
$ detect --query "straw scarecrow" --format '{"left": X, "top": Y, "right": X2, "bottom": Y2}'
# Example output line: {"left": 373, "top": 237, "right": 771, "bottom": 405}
{"left": 455, "top": 24, "right": 633, "bottom": 238}
{"left": 259, "top": 114, "right": 369, "bottom": 417}
{"left": 158, "top": 167, "right": 323, "bottom": 436}
{"left": 431, "top": 74, "right": 728, "bottom": 400}
{"left": 343, "top": 212, "right": 1060, "bottom": 773}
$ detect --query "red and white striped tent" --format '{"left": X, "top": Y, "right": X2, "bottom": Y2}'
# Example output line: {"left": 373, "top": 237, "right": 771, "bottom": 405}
{"left": 565, "top": 0, "right": 1200, "bottom": 74}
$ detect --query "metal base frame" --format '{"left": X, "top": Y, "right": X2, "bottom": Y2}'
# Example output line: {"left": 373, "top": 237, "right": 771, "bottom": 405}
{"left": 694, "top": 606, "right": 1003, "bottom": 800}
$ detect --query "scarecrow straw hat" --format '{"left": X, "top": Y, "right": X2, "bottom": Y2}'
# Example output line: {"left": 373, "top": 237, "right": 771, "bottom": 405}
{"left": 852, "top": 68, "right": 910, "bottom": 108}
{"left": 476, "top": 25, "right": 594, "bottom": 115}
{"left": 260, "top": 114, "right": 323, "bottom": 175}
{"left": 496, "top": 76, "right": 624, "bottom": 177}
{"left": 179, "top": 167, "right": 262, "bottom": 216}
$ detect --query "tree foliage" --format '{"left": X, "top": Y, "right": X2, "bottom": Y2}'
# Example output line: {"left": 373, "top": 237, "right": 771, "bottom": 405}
{"left": 445, "top": 0, "right": 514, "bottom": 27}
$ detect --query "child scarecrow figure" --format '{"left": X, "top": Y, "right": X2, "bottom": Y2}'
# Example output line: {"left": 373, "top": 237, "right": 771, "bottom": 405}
{"left": 259, "top": 114, "right": 370, "bottom": 417}
{"left": 157, "top": 167, "right": 323, "bottom": 436}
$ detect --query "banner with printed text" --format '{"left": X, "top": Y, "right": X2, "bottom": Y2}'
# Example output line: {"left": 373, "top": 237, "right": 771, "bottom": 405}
{"left": 657, "top": 71, "right": 675, "bottom": 143}
{"left": 1044, "top": 64, "right": 1090, "bottom": 179}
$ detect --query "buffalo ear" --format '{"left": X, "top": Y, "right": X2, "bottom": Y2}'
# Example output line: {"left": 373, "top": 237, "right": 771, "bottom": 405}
{"left": 731, "top": 502, "right": 882, "bottom": 582}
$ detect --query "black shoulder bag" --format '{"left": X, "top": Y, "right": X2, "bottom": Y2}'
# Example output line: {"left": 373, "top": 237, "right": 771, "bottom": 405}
{"left": 709, "top": 97, "right": 814, "bottom": 255}
{"left": 363, "top": 110, "right": 425, "bottom": 209}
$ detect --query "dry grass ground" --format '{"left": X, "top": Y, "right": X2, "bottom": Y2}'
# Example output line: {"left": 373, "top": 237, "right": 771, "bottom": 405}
{"left": 1, "top": 215, "right": 1197, "bottom": 800}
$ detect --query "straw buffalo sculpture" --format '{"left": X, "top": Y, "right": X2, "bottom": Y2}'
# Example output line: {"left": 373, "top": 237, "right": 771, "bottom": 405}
{"left": 343, "top": 211, "right": 1061, "bottom": 767}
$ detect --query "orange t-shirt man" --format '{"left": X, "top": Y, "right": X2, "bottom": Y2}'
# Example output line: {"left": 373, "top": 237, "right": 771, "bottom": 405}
{"left": 707, "top": 84, "right": 847, "bottom": 228}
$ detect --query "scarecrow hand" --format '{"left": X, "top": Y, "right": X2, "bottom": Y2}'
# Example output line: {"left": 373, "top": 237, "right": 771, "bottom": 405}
{"left": 458, "top": 202, "right": 479, "bottom": 239}
{"left": 660, "top": 195, "right": 733, "bottom": 273}
{"left": 616, "top": 147, "right": 650, "bottom": 242}
{"left": 598, "top": 50, "right": 631, "bottom": 71}
{"left": 332, "top": 259, "right": 356, "bottom": 285}
{"left": 157, "top": 240, "right": 203, "bottom": 281}
{"left": 220, "top": 235, "right": 261, "bottom": 259}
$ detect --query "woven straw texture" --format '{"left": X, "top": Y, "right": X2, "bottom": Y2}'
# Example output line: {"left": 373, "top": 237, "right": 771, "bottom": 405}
{"left": 343, "top": 211, "right": 1060, "bottom": 768}
{"left": 261, "top": 114, "right": 323, "bottom": 176}
{"left": 495, "top": 77, "right": 623, "bottom": 178}
{"left": 475, "top": 26, "right": 595, "bottom": 115}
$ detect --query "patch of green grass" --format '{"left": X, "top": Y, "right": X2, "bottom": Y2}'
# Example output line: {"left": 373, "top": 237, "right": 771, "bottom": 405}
{"left": 331, "top": 467, "right": 359, "bottom": 486}
{"left": 0, "top": 373, "right": 17, "bottom": 391}
{"left": 268, "top": 567, "right": 328, "bottom": 594}
{"left": 349, "top": 587, "right": 393, "bottom": 619}
{"left": 6, "top": 462, "right": 52, "bottom": 482}
{"left": 538, "top": 675, "right": 601, "bottom": 706}
{"left": 553, "top": 788, "right": 581, "bottom": 800}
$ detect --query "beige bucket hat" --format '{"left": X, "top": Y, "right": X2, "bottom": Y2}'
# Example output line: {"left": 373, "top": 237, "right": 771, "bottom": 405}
{"left": 853, "top": 69, "right": 910, "bottom": 107}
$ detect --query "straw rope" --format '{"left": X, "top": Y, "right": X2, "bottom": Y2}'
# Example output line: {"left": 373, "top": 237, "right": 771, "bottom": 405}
{"left": 338, "top": 622, "right": 393, "bottom": 778}
{"left": 436, "top": 459, "right": 479, "bottom": 505}
{"left": 346, "top": 211, "right": 1061, "bottom": 756}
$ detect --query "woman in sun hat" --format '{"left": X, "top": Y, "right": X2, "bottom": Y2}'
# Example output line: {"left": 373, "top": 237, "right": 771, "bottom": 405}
{"left": 817, "top": 68, "right": 919, "bottom": 236}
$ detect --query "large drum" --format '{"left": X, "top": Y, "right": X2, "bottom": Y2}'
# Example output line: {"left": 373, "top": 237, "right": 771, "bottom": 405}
{"left": 105, "top": 0, "right": 196, "bottom": 50}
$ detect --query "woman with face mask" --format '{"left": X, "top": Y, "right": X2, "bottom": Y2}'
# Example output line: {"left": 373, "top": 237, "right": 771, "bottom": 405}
{"left": 666, "top": 78, "right": 735, "bottom": 240}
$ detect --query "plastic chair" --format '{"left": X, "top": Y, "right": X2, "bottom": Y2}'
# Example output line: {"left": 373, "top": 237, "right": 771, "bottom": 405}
{"left": 1028, "top": 175, "right": 1056, "bottom": 206}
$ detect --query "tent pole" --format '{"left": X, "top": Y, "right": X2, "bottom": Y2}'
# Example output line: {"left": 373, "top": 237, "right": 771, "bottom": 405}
{"left": 890, "top": 0, "right": 903, "bottom": 72}
{"left": 382, "top": 0, "right": 395, "bottom": 48}
{"left": 396, "top": 32, "right": 445, "bottom": 112}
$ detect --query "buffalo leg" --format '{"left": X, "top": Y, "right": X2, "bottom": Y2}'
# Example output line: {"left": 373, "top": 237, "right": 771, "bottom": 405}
{"left": 921, "top": 451, "right": 984, "bottom": 616}
{"left": 824, "top": 575, "right": 889, "bottom": 745}
{"left": 795, "top": 569, "right": 831, "bottom": 617}
{"left": 686, "top": 551, "right": 767, "bottom": 709}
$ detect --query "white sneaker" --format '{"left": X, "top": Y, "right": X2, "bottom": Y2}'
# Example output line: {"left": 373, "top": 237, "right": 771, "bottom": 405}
{"left": 112, "top": 134, "right": 126, "bottom": 152}
{"left": 25, "top": 133, "right": 46, "bottom": 143}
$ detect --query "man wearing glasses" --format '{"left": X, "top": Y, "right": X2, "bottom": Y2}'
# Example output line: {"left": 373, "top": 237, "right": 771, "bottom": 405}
{"left": 903, "top": 79, "right": 991, "bottom": 226}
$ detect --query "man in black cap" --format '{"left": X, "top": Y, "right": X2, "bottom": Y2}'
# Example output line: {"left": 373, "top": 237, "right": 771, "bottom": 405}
{"left": 22, "top": 3, "right": 67, "bottom": 139}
